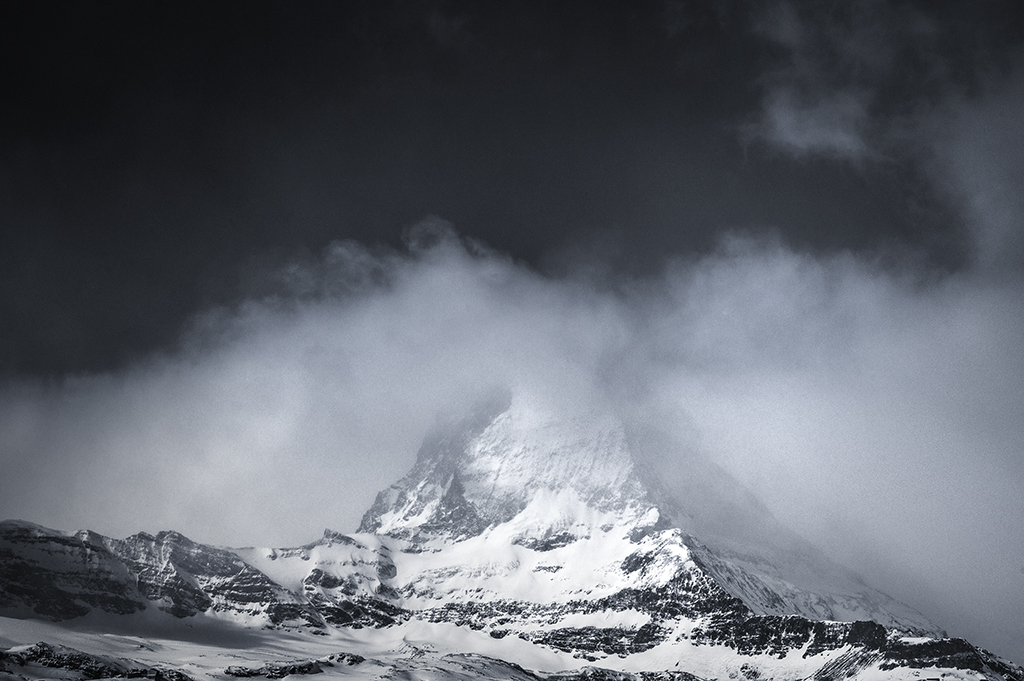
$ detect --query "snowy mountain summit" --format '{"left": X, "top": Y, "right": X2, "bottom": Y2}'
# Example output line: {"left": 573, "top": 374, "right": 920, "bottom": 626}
{"left": 2, "top": 390, "right": 1022, "bottom": 681}
{"left": 360, "top": 390, "right": 649, "bottom": 543}
{"left": 357, "top": 390, "right": 934, "bottom": 633}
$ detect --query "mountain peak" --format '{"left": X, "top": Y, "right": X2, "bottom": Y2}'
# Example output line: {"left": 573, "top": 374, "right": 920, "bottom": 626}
{"left": 357, "top": 390, "right": 652, "bottom": 541}
{"left": 6, "top": 391, "right": 1012, "bottom": 679}
{"left": 352, "top": 389, "right": 941, "bottom": 637}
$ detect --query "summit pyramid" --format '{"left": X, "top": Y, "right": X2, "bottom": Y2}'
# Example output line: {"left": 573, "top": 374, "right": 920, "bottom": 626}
{"left": 355, "top": 389, "right": 936, "bottom": 634}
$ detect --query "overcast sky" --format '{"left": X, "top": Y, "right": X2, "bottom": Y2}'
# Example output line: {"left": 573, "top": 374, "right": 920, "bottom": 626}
{"left": 1, "top": 0, "right": 1023, "bottom": 664}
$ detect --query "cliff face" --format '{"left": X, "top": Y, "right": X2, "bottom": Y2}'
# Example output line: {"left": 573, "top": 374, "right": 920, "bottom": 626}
{"left": 0, "top": 521, "right": 320, "bottom": 627}
{"left": 1, "top": 393, "right": 1020, "bottom": 680}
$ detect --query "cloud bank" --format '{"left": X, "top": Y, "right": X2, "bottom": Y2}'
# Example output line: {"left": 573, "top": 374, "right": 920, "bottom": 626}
{"left": 2, "top": 219, "right": 1023, "bottom": 658}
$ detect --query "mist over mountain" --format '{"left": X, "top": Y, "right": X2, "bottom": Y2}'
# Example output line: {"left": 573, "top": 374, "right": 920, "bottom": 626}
{"left": 2, "top": 0, "right": 1023, "bottom": 666}
{"left": 2, "top": 226, "right": 1024, "bottom": 662}
{"left": 6, "top": 390, "right": 1022, "bottom": 680}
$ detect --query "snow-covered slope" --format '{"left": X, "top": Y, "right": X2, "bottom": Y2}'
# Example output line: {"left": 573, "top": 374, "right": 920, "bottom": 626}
{"left": 358, "top": 392, "right": 649, "bottom": 541}
{"left": 1, "top": 390, "right": 1020, "bottom": 680}
{"left": 356, "top": 391, "right": 937, "bottom": 634}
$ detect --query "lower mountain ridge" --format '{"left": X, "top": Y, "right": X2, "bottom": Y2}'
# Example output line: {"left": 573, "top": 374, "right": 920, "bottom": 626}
{"left": 2, "top": 392, "right": 1021, "bottom": 681}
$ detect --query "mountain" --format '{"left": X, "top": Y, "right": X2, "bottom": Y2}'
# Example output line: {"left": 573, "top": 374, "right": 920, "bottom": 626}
{"left": 355, "top": 391, "right": 938, "bottom": 632}
{"left": 1, "top": 390, "right": 1021, "bottom": 681}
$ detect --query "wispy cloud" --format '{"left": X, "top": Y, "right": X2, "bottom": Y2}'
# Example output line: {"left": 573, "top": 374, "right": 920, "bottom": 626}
{"left": 927, "top": 70, "right": 1024, "bottom": 272}
{"left": 750, "top": 1, "right": 1024, "bottom": 270}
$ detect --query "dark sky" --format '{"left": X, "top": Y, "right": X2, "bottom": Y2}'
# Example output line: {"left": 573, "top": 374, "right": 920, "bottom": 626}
{"left": 4, "top": 0, "right": 1019, "bottom": 377}
{"left": 2, "top": 0, "right": 1024, "bottom": 665}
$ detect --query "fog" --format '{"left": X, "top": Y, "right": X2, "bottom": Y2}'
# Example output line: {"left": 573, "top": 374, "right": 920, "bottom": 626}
{"left": 2, "top": 219, "right": 1022, "bottom": 658}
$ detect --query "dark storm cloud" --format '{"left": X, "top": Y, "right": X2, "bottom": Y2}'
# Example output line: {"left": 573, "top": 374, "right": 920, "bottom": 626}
{"left": 928, "top": 71, "right": 1024, "bottom": 271}
{"left": 2, "top": 0, "right": 988, "bottom": 376}
{"left": 750, "top": 0, "right": 1024, "bottom": 269}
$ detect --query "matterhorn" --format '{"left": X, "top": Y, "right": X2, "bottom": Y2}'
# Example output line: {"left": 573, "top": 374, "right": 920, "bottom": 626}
{"left": 2, "top": 389, "right": 1021, "bottom": 681}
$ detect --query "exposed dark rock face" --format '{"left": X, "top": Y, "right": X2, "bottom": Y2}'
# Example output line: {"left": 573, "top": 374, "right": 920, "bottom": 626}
{"left": 586, "top": 568, "right": 750, "bottom": 622}
{"left": 880, "top": 637, "right": 1023, "bottom": 676}
{"left": 306, "top": 592, "right": 407, "bottom": 628}
{"left": 810, "top": 648, "right": 885, "bottom": 681}
{"left": 1, "top": 642, "right": 134, "bottom": 679}
{"left": 224, "top": 653, "right": 364, "bottom": 678}
{"left": 689, "top": 616, "right": 884, "bottom": 658}
{"left": 0, "top": 642, "right": 194, "bottom": 681}
{"left": 225, "top": 662, "right": 324, "bottom": 678}
{"left": 415, "top": 473, "right": 489, "bottom": 541}
{"left": 357, "top": 389, "right": 512, "bottom": 540}
{"left": 0, "top": 521, "right": 322, "bottom": 628}
{"left": 546, "top": 670, "right": 707, "bottom": 681}
{"left": 110, "top": 530, "right": 320, "bottom": 624}
{"left": 521, "top": 623, "right": 667, "bottom": 657}
{"left": 0, "top": 524, "right": 145, "bottom": 620}
{"left": 514, "top": 532, "right": 581, "bottom": 552}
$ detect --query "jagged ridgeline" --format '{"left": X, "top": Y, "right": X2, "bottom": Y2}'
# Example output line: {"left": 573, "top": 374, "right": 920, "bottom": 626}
{"left": 1, "top": 391, "right": 1022, "bottom": 681}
